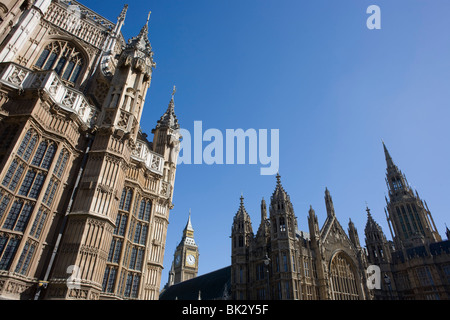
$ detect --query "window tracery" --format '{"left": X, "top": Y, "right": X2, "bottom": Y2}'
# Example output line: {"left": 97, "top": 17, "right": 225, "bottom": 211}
{"left": 35, "top": 41, "right": 84, "bottom": 84}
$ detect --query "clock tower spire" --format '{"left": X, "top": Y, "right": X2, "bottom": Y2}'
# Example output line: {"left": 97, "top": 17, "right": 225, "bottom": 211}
{"left": 172, "top": 210, "right": 199, "bottom": 284}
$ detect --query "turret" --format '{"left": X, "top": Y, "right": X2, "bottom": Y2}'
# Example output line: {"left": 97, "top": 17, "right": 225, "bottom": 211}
{"left": 382, "top": 142, "right": 441, "bottom": 248}
{"left": 308, "top": 206, "right": 320, "bottom": 246}
{"left": 232, "top": 195, "right": 254, "bottom": 252}
{"left": 364, "top": 206, "right": 391, "bottom": 264}
{"left": 99, "top": 4, "right": 128, "bottom": 76}
{"left": 152, "top": 86, "right": 181, "bottom": 160}
{"left": 325, "top": 187, "right": 335, "bottom": 218}
{"left": 98, "top": 12, "right": 155, "bottom": 141}
{"left": 348, "top": 218, "right": 361, "bottom": 249}
{"left": 269, "top": 173, "right": 297, "bottom": 240}
{"left": 261, "top": 197, "right": 267, "bottom": 223}
{"left": 231, "top": 195, "right": 253, "bottom": 300}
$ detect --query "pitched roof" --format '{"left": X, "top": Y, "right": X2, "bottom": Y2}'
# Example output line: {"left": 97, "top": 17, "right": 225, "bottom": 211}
{"left": 159, "top": 266, "right": 231, "bottom": 300}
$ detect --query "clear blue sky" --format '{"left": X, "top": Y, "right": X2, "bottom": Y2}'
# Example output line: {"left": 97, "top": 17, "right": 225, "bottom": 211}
{"left": 82, "top": 0, "right": 450, "bottom": 288}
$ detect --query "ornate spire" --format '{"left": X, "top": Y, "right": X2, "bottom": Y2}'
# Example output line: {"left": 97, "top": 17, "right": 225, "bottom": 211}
{"left": 126, "top": 11, "right": 153, "bottom": 57}
{"left": 233, "top": 194, "right": 253, "bottom": 236}
{"left": 184, "top": 209, "right": 194, "bottom": 233}
{"left": 118, "top": 4, "right": 128, "bottom": 22}
{"left": 155, "top": 86, "right": 180, "bottom": 130}
{"left": 260, "top": 197, "right": 267, "bottom": 221}
{"left": 172, "top": 85, "right": 177, "bottom": 101}
{"left": 364, "top": 206, "right": 383, "bottom": 234}
{"left": 382, "top": 140, "right": 395, "bottom": 169}
{"left": 348, "top": 217, "right": 361, "bottom": 248}
{"left": 234, "top": 194, "right": 251, "bottom": 222}
{"left": 237, "top": 194, "right": 246, "bottom": 216}
{"left": 180, "top": 209, "right": 196, "bottom": 247}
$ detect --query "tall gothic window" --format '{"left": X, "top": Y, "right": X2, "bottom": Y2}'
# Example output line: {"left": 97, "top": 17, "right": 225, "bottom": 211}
{"left": 279, "top": 217, "right": 286, "bottom": 232}
{"left": 102, "top": 266, "right": 117, "bottom": 293}
{"left": 330, "top": 252, "right": 360, "bottom": 300}
{"left": 53, "top": 149, "right": 69, "bottom": 179}
{"left": 29, "top": 208, "right": 48, "bottom": 239}
{"left": 119, "top": 188, "right": 133, "bottom": 212}
{"left": 0, "top": 236, "right": 19, "bottom": 270}
{"left": 14, "top": 241, "right": 36, "bottom": 275}
{"left": 138, "top": 199, "right": 151, "bottom": 222}
{"left": 35, "top": 41, "right": 84, "bottom": 84}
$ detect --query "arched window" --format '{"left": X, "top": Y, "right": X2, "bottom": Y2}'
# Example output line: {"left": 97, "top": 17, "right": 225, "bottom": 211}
{"left": 330, "top": 252, "right": 360, "bottom": 300}
{"left": 35, "top": 41, "right": 84, "bottom": 84}
{"left": 53, "top": 149, "right": 69, "bottom": 178}
{"left": 138, "top": 199, "right": 151, "bottom": 222}
{"left": 279, "top": 217, "right": 286, "bottom": 232}
{"left": 119, "top": 188, "right": 133, "bottom": 212}
{"left": 238, "top": 235, "right": 244, "bottom": 247}
{"left": 31, "top": 141, "right": 56, "bottom": 169}
{"left": 17, "top": 130, "right": 38, "bottom": 162}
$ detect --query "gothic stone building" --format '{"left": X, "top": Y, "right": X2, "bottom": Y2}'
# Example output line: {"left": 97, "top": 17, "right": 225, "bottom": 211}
{"left": 231, "top": 174, "right": 371, "bottom": 300}
{"left": 0, "top": 0, "right": 182, "bottom": 300}
{"left": 364, "top": 143, "right": 450, "bottom": 300}
{"left": 231, "top": 144, "right": 450, "bottom": 300}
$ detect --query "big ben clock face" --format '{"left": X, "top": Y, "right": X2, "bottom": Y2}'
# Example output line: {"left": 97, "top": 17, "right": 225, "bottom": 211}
{"left": 186, "top": 254, "right": 196, "bottom": 266}
{"left": 175, "top": 254, "right": 181, "bottom": 266}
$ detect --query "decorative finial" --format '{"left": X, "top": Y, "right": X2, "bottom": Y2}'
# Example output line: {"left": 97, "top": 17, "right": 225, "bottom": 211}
{"left": 147, "top": 11, "right": 152, "bottom": 25}
{"left": 172, "top": 85, "right": 177, "bottom": 99}
{"left": 240, "top": 193, "right": 244, "bottom": 206}
{"left": 119, "top": 4, "right": 128, "bottom": 21}
{"left": 276, "top": 172, "right": 281, "bottom": 185}
{"left": 366, "top": 203, "right": 371, "bottom": 216}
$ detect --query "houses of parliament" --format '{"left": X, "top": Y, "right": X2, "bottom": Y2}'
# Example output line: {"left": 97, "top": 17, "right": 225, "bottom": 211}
{"left": 0, "top": 0, "right": 448, "bottom": 301}
{"left": 230, "top": 143, "right": 450, "bottom": 300}
{"left": 0, "top": 0, "right": 182, "bottom": 300}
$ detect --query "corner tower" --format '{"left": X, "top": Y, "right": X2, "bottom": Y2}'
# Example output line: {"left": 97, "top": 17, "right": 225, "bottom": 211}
{"left": 45, "top": 13, "right": 180, "bottom": 300}
{"left": 268, "top": 173, "right": 299, "bottom": 300}
{"left": 364, "top": 206, "right": 391, "bottom": 265}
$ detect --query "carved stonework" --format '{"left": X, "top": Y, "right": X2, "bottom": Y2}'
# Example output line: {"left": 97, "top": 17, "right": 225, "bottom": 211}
{"left": 0, "top": 1, "right": 179, "bottom": 301}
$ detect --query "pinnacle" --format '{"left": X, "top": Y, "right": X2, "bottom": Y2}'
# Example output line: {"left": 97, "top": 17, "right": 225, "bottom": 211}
{"left": 382, "top": 141, "right": 395, "bottom": 169}
{"left": 156, "top": 88, "right": 180, "bottom": 130}
{"left": 271, "top": 172, "right": 289, "bottom": 201}
{"left": 126, "top": 12, "right": 153, "bottom": 57}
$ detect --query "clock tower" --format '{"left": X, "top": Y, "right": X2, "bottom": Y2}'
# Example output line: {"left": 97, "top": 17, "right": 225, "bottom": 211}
{"left": 172, "top": 211, "right": 199, "bottom": 284}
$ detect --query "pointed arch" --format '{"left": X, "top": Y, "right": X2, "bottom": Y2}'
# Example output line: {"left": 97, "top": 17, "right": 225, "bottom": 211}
{"left": 34, "top": 40, "right": 88, "bottom": 85}
{"left": 329, "top": 250, "right": 362, "bottom": 300}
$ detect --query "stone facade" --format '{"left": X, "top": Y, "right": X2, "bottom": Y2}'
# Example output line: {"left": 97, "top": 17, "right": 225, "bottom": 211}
{"left": 231, "top": 175, "right": 370, "bottom": 300}
{"left": 0, "top": 0, "right": 181, "bottom": 300}
{"left": 364, "top": 143, "right": 450, "bottom": 300}
{"left": 231, "top": 144, "right": 450, "bottom": 300}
